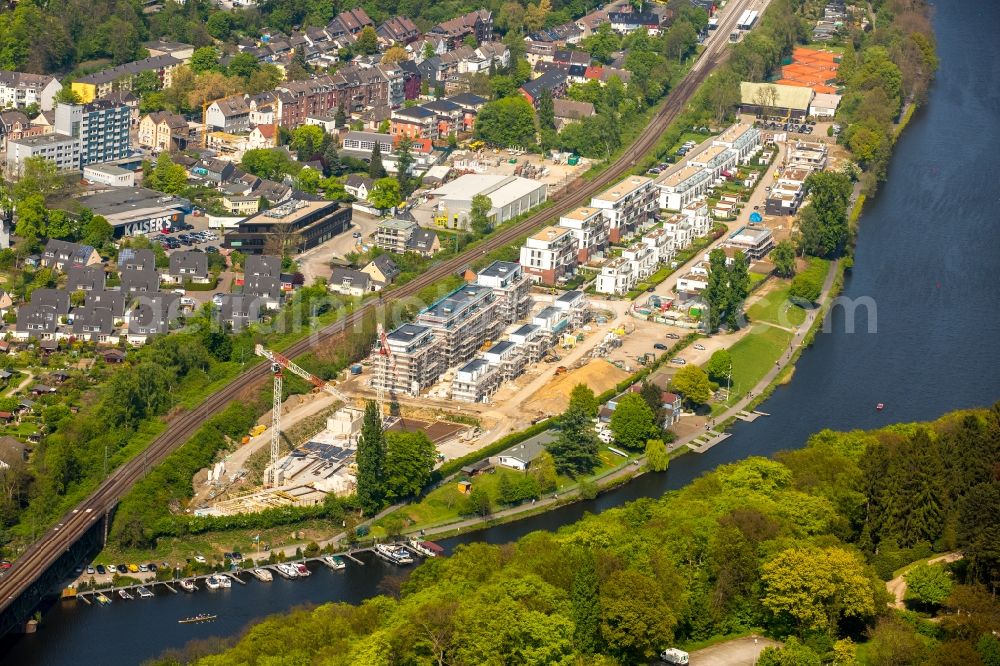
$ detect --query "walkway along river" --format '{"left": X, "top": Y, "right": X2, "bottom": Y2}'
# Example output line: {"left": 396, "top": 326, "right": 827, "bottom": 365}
{"left": 5, "top": 2, "right": 1000, "bottom": 662}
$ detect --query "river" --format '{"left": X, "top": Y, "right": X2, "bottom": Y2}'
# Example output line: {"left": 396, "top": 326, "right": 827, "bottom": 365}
{"left": 6, "top": 1, "right": 1000, "bottom": 663}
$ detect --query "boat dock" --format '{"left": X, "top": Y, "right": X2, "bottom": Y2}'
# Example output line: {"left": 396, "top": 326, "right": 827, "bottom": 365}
{"left": 73, "top": 543, "right": 436, "bottom": 607}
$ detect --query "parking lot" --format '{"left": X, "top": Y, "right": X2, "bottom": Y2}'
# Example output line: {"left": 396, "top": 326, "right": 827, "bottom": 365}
{"left": 148, "top": 219, "right": 222, "bottom": 254}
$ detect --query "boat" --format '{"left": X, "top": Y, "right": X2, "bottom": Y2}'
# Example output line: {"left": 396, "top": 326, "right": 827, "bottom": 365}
{"left": 876, "top": 402, "right": 885, "bottom": 411}
{"left": 95, "top": 593, "right": 111, "bottom": 605}
{"left": 294, "top": 563, "right": 311, "bottom": 577}
{"left": 273, "top": 563, "right": 298, "bottom": 579}
{"left": 118, "top": 589, "right": 133, "bottom": 600}
{"left": 321, "top": 555, "right": 346, "bottom": 570}
{"left": 179, "top": 579, "right": 196, "bottom": 592}
{"left": 204, "top": 575, "right": 222, "bottom": 590}
{"left": 178, "top": 613, "right": 218, "bottom": 624}
{"left": 408, "top": 540, "right": 445, "bottom": 558}
{"left": 136, "top": 586, "right": 154, "bottom": 599}
{"left": 250, "top": 568, "right": 273, "bottom": 582}
{"left": 217, "top": 574, "right": 232, "bottom": 588}
{"left": 374, "top": 544, "right": 414, "bottom": 565}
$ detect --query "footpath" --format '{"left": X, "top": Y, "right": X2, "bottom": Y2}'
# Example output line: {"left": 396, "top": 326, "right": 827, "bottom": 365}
{"left": 241, "top": 260, "right": 841, "bottom": 562}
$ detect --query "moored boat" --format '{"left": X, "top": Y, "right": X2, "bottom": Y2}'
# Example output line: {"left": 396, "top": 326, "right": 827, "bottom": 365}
{"left": 179, "top": 579, "right": 196, "bottom": 592}
{"left": 374, "top": 544, "right": 414, "bottom": 565}
{"left": 273, "top": 563, "right": 298, "bottom": 579}
{"left": 95, "top": 593, "right": 111, "bottom": 605}
{"left": 321, "top": 555, "right": 346, "bottom": 570}
{"left": 136, "top": 586, "right": 154, "bottom": 599}
{"left": 294, "top": 562, "right": 310, "bottom": 577}
{"left": 218, "top": 574, "right": 232, "bottom": 588}
{"left": 408, "top": 540, "right": 444, "bottom": 558}
{"left": 118, "top": 589, "right": 133, "bottom": 600}
{"left": 204, "top": 575, "right": 222, "bottom": 590}
{"left": 250, "top": 568, "right": 273, "bottom": 582}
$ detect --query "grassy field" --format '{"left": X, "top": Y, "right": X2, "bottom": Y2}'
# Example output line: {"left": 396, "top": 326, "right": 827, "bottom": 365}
{"left": 714, "top": 323, "right": 795, "bottom": 413}
{"left": 746, "top": 283, "right": 807, "bottom": 328}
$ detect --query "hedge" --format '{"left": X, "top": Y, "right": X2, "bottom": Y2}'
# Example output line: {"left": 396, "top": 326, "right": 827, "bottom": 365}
{"left": 434, "top": 418, "right": 556, "bottom": 481}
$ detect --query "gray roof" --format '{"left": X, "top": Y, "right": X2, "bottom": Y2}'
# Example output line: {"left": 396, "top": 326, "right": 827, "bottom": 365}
{"left": 245, "top": 254, "right": 281, "bottom": 278}
{"left": 29, "top": 288, "right": 70, "bottom": 314}
{"left": 86, "top": 290, "right": 128, "bottom": 317}
{"left": 169, "top": 251, "right": 208, "bottom": 278}
{"left": 117, "top": 248, "right": 156, "bottom": 272}
{"left": 65, "top": 265, "right": 106, "bottom": 292}
{"left": 367, "top": 255, "right": 400, "bottom": 281}
{"left": 120, "top": 267, "right": 160, "bottom": 295}
{"left": 72, "top": 306, "right": 114, "bottom": 336}
{"left": 43, "top": 239, "right": 97, "bottom": 267}
{"left": 243, "top": 274, "right": 281, "bottom": 301}
{"left": 405, "top": 229, "right": 438, "bottom": 252}
{"left": 217, "top": 295, "right": 263, "bottom": 331}
{"left": 128, "top": 293, "right": 181, "bottom": 335}
{"left": 76, "top": 55, "right": 182, "bottom": 86}
{"left": 329, "top": 267, "right": 371, "bottom": 291}
{"left": 478, "top": 261, "right": 520, "bottom": 280}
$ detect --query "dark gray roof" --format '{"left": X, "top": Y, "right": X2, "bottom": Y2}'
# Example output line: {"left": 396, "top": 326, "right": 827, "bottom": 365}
{"left": 65, "top": 265, "right": 106, "bottom": 292}
{"left": 120, "top": 267, "right": 160, "bottom": 295}
{"left": 368, "top": 254, "right": 400, "bottom": 281}
{"left": 217, "top": 295, "right": 263, "bottom": 331}
{"left": 169, "top": 251, "right": 208, "bottom": 278}
{"left": 329, "top": 268, "right": 371, "bottom": 291}
{"left": 243, "top": 275, "right": 281, "bottom": 301}
{"left": 405, "top": 228, "right": 438, "bottom": 252}
{"left": 29, "top": 288, "right": 70, "bottom": 314}
{"left": 128, "top": 293, "right": 181, "bottom": 336}
{"left": 117, "top": 248, "right": 156, "bottom": 272}
{"left": 245, "top": 254, "right": 281, "bottom": 278}
{"left": 76, "top": 55, "right": 182, "bottom": 86}
{"left": 85, "top": 290, "right": 128, "bottom": 317}
{"left": 72, "top": 306, "right": 114, "bottom": 336}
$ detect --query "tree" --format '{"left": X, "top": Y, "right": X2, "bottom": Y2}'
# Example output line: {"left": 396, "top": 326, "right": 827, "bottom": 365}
{"left": 583, "top": 23, "right": 620, "bottom": 64}
{"left": 568, "top": 384, "right": 599, "bottom": 418}
{"left": 469, "top": 194, "right": 493, "bottom": 235}
{"left": 548, "top": 403, "right": 601, "bottom": 477}
{"left": 206, "top": 12, "right": 233, "bottom": 41}
{"left": 727, "top": 251, "right": 751, "bottom": 329}
{"left": 368, "top": 178, "right": 403, "bottom": 211}
{"left": 335, "top": 104, "right": 347, "bottom": 129}
{"left": 475, "top": 96, "right": 537, "bottom": 148}
{"left": 355, "top": 26, "right": 379, "bottom": 55}
{"left": 645, "top": 439, "right": 669, "bottom": 472}
{"left": 466, "top": 486, "right": 492, "bottom": 517}
{"left": 497, "top": 2, "right": 526, "bottom": 34}
{"left": 322, "top": 142, "right": 343, "bottom": 177}
{"left": 355, "top": 401, "right": 386, "bottom": 514}
{"left": 132, "top": 70, "right": 162, "bottom": 97}
{"left": 609, "top": 393, "right": 658, "bottom": 451}
{"left": 672, "top": 365, "right": 713, "bottom": 406}
{"left": 422, "top": 40, "right": 437, "bottom": 60}
{"left": 761, "top": 545, "right": 880, "bottom": 634}
{"left": 368, "top": 142, "right": 386, "bottom": 179}
{"left": 382, "top": 46, "right": 408, "bottom": 65}
{"left": 790, "top": 270, "right": 823, "bottom": 303}
{"left": 530, "top": 451, "right": 558, "bottom": 493}
{"left": 241, "top": 149, "right": 295, "bottom": 181}
{"left": 291, "top": 125, "right": 326, "bottom": 161}
{"left": 247, "top": 65, "right": 283, "bottom": 95}
{"left": 639, "top": 381, "right": 662, "bottom": 415}
{"left": 295, "top": 168, "right": 320, "bottom": 194}
{"left": 706, "top": 349, "right": 732, "bottom": 384}
{"left": 395, "top": 136, "right": 414, "bottom": 196}
{"left": 384, "top": 431, "right": 436, "bottom": 501}
{"left": 190, "top": 46, "right": 220, "bottom": 74}
{"left": 704, "top": 248, "right": 729, "bottom": 332}
{"left": 227, "top": 52, "right": 260, "bottom": 80}
{"left": 571, "top": 554, "right": 602, "bottom": 654}
{"left": 772, "top": 239, "right": 797, "bottom": 278}
{"left": 146, "top": 152, "right": 187, "bottom": 194}
{"left": 54, "top": 87, "right": 81, "bottom": 105}
{"left": 757, "top": 637, "right": 822, "bottom": 666}
{"left": 905, "top": 563, "right": 952, "bottom": 607}
{"left": 81, "top": 214, "right": 113, "bottom": 248}
{"left": 537, "top": 88, "right": 555, "bottom": 132}
{"left": 600, "top": 568, "right": 676, "bottom": 662}
{"left": 799, "top": 171, "right": 852, "bottom": 258}
{"left": 524, "top": 0, "right": 552, "bottom": 32}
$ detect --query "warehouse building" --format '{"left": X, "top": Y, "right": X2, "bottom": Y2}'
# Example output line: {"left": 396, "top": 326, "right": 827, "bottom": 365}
{"left": 429, "top": 174, "right": 547, "bottom": 229}
{"left": 75, "top": 187, "right": 190, "bottom": 237}
{"left": 739, "top": 82, "right": 814, "bottom": 120}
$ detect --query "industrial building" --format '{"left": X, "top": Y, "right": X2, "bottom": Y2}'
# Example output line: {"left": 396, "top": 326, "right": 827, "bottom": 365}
{"left": 223, "top": 199, "right": 352, "bottom": 254}
{"left": 429, "top": 174, "right": 547, "bottom": 229}
{"left": 74, "top": 187, "right": 190, "bottom": 237}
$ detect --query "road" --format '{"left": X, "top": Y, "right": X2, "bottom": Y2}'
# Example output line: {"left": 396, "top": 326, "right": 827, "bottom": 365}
{"left": 0, "top": 0, "right": 763, "bottom": 623}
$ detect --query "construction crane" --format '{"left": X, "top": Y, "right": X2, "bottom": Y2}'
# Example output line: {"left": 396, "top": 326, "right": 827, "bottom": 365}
{"left": 374, "top": 323, "right": 395, "bottom": 414}
{"left": 255, "top": 344, "right": 352, "bottom": 487}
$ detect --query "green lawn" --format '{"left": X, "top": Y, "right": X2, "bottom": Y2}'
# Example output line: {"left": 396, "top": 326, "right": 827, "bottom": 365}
{"left": 746, "top": 283, "right": 807, "bottom": 328}
{"left": 713, "top": 324, "right": 794, "bottom": 413}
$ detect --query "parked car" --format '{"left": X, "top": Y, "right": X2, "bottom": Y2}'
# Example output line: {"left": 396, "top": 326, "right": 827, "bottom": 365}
{"left": 96, "top": 564, "right": 106, "bottom": 575}
{"left": 193, "top": 554, "right": 207, "bottom": 564}
{"left": 654, "top": 343, "right": 668, "bottom": 350}
{"left": 665, "top": 333, "right": 680, "bottom": 340}
{"left": 693, "top": 343, "right": 706, "bottom": 351}
{"left": 670, "top": 357, "right": 687, "bottom": 365}
{"left": 87, "top": 566, "right": 95, "bottom": 575}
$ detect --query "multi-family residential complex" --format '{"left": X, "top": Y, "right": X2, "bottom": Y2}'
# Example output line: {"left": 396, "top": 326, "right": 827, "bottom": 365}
{"left": 558, "top": 206, "right": 608, "bottom": 262}
{"left": 656, "top": 165, "right": 711, "bottom": 211}
{"left": 519, "top": 226, "right": 577, "bottom": 285}
{"left": 5, "top": 100, "right": 131, "bottom": 173}
{"left": 0, "top": 71, "right": 62, "bottom": 111}
{"left": 474, "top": 261, "right": 531, "bottom": 326}
{"left": 589, "top": 175, "right": 657, "bottom": 243}
{"left": 71, "top": 55, "right": 182, "bottom": 103}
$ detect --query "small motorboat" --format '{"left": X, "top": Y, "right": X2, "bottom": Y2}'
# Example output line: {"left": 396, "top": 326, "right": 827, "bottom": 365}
{"left": 408, "top": 540, "right": 445, "bottom": 558}
{"left": 250, "top": 568, "right": 273, "bottom": 582}
{"left": 218, "top": 575, "right": 232, "bottom": 588}
{"left": 204, "top": 575, "right": 221, "bottom": 590}
{"left": 178, "top": 613, "right": 218, "bottom": 624}
{"left": 118, "top": 589, "right": 133, "bottom": 600}
{"left": 95, "top": 593, "right": 111, "bottom": 605}
{"left": 179, "top": 579, "right": 196, "bottom": 592}
{"left": 294, "top": 563, "right": 311, "bottom": 577}
{"left": 273, "top": 563, "right": 298, "bottom": 579}
{"left": 876, "top": 402, "right": 885, "bottom": 411}
{"left": 321, "top": 556, "right": 346, "bottom": 571}
{"left": 136, "top": 586, "right": 154, "bottom": 599}
{"left": 374, "top": 544, "right": 414, "bottom": 565}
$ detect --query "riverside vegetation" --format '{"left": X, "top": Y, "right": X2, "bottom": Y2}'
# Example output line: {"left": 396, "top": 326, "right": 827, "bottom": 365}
{"left": 145, "top": 403, "right": 1000, "bottom": 666}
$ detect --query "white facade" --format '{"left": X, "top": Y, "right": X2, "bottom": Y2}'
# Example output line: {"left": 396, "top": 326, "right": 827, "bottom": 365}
{"left": 431, "top": 174, "right": 548, "bottom": 228}
{"left": 687, "top": 144, "right": 737, "bottom": 182}
{"left": 712, "top": 122, "right": 761, "bottom": 163}
{"left": 6, "top": 134, "right": 80, "bottom": 173}
{"left": 83, "top": 164, "right": 135, "bottom": 187}
{"left": 558, "top": 206, "right": 608, "bottom": 262}
{"left": 641, "top": 228, "right": 673, "bottom": 265}
{"left": 589, "top": 175, "right": 656, "bottom": 243}
{"left": 519, "top": 225, "right": 577, "bottom": 285}
{"left": 0, "top": 72, "right": 62, "bottom": 111}
{"left": 595, "top": 257, "right": 635, "bottom": 295}
{"left": 621, "top": 242, "right": 656, "bottom": 280}
{"left": 656, "top": 165, "right": 711, "bottom": 211}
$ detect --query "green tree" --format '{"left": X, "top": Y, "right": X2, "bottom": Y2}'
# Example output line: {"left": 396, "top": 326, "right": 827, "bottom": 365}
{"left": 190, "top": 46, "right": 220, "bottom": 74}
{"left": 727, "top": 251, "right": 751, "bottom": 328}
{"left": 395, "top": 136, "right": 414, "bottom": 196}
{"left": 206, "top": 12, "right": 234, "bottom": 41}
{"left": 132, "top": 70, "right": 162, "bottom": 97}
{"left": 466, "top": 486, "right": 492, "bottom": 517}
{"left": 335, "top": 104, "right": 347, "bottom": 128}
{"left": 583, "top": 23, "right": 620, "bottom": 64}
{"left": 241, "top": 148, "right": 295, "bottom": 180}
{"left": 706, "top": 349, "right": 732, "bottom": 384}
{"left": 600, "top": 568, "right": 676, "bottom": 662}
{"left": 704, "top": 248, "right": 729, "bottom": 332}
{"left": 537, "top": 88, "right": 555, "bottom": 132}
{"left": 384, "top": 431, "right": 436, "bottom": 501}
{"left": 530, "top": 451, "right": 558, "bottom": 493}
{"left": 568, "top": 384, "right": 599, "bottom": 418}
{"left": 757, "top": 637, "right": 822, "bottom": 666}
{"left": 639, "top": 381, "right": 662, "bottom": 415}
{"left": 799, "top": 171, "right": 852, "bottom": 259}
{"left": 355, "top": 401, "right": 386, "bottom": 515}
{"left": 905, "top": 563, "right": 952, "bottom": 607}
{"left": 645, "top": 438, "right": 669, "bottom": 472}
{"left": 761, "top": 545, "right": 880, "bottom": 634}
{"left": 227, "top": 52, "right": 261, "bottom": 80}
{"left": 355, "top": 26, "right": 379, "bottom": 55}
{"left": 291, "top": 124, "right": 326, "bottom": 161}
{"left": 81, "top": 213, "right": 113, "bottom": 247}
{"left": 609, "top": 393, "right": 658, "bottom": 451}
{"left": 469, "top": 194, "right": 493, "bottom": 235}
{"left": 789, "top": 270, "right": 823, "bottom": 303}
{"left": 671, "top": 365, "right": 713, "bottom": 406}
{"left": 146, "top": 152, "right": 187, "bottom": 194}
{"left": 571, "top": 554, "right": 602, "bottom": 654}
{"left": 368, "top": 178, "right": 402, "bottom": 211}
{"left": 548, "top": 403, "right": 601, "bottom": 477}
{"left": 475, "top": 96, "right": 537, "bottom": 148}
{"left": 368, "top": 141, "right": 386, "bottom": 179}
{"left": 771, "top": 239, "right": 797, "bottom": 278}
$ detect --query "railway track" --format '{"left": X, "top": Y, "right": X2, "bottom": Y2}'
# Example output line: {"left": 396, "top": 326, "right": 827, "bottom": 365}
{"left": 0, "top": 0, "right": 757, "bottom": 618}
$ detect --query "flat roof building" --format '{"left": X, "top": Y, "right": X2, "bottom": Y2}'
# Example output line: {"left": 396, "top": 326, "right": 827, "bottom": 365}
{"left": 372, "top": 323, "right": 442, "bottom": 397}
{"left": 75, "top": 187, "right": 190, "bottom": 237}
{"left": 589, "top": 175, "right": 656, "bottom": 243}
{"left": 430, "top": 174, "right": 547, "bottom": 229}
{"left": 416, "top": 283, "right": 503, "bottom": 368}
{"left": 519, "top": 225, "right": 577, "bottom": 286}
{"left": 723, "top": 225, "right": 775, "bottom": 261}
{"left": 223, "top": 198, "right": 352, "bottom": 254}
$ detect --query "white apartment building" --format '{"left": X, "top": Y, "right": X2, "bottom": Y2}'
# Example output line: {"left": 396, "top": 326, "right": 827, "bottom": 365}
{"left": 788, "top": 140, "right": 828, "bottom": 171}
{"left": 712, "top": 122, "right": 761, "bottom": 163}
{"left": 558, "top": 206, "right": 608, "bottom": 262}
{"left": 622, "top": 242, "right": 656, "bottom": 280}
{"left": 451, "top": 357, "right": 502, "bottom": 403}
{"left": 676, "top": 263, "right": 710, "bottom": 301}
{"left": 682, "top": 200, "right": 713, "bottom": 236}
{"left": 687, "top": 143, "right": 737, "bottom": 182}
{"left": 589, "top": 175, "right": 657, "bottom": 243}
{"left": 662, "top": 213, "right": 695, "bottom": 252}
{"left": 372, "top": 323, "right": 442, "bottom": 397}
{"left": 476, "top": 261, "right": 531, "bottom": 326}
{"left": 641, "top": 228, "right": 673, "bottom": 265}
{"left": 723, "top": 225, "right": 775, "bottom": 261}
{"left": 519, "top": 225, "right": 577, "bottom": 285}
{"left": 6, "top": 133, "right": 80, "bottom": 173}
{"left": 656, "top": 165, "right": 711, "bottom": 211}
{"left": 595, "top": 257, "right": 636, "bottom": 295}
{"left": 0, "top": 71, "right": 61, "bottom": 111}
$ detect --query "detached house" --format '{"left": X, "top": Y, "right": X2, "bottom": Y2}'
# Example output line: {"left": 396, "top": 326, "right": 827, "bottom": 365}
{"left": 167, "top": 251, "right": 209, "bottom": 284}
{"left": 216, "top": 294, "right": 263, "bottom": 332}
{"left": 327, "top": 267, "right": 372, "bottom": 297}
{"left": 344, "top": 174, "right": 375, "bottom": 200}
{"left": 41, "top": 240, "right": 101, "bottom": 272}
{"left": 243, "top": 274, "right": 281, "bottom": 310}
{"left": 360, "top": 255, "right": 400, "bottom": 290}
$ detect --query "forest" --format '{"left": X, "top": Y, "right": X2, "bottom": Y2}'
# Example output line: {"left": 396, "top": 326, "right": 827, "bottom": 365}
{"left": 146, "top": 402, "right": 1000, "bottom": 665}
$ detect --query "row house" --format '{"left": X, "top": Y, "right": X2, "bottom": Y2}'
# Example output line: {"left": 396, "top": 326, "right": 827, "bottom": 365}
{"left": 622, "top": 242, "right": 657, "bottom": 281}
{"left": 519, "top": 226, "right": 577, "bottom": 286}
{"left": 641, "top": 227, "right": 674, "bottom": 266}
{"left": 329, "top": 8, "right": 374, "bottom": 37}
{"left": 595, "top": 257, "right": 635, "bottom": 295}
{"left": 686, "top": 143, "right": 738, "bottom": 182}
{"left": 558, "top": 206, "right": 609, "bottom": 263}
{"left": 590, "top": 175, "right": 657, "bottom": 243}
{"left": 676, "top": 263, "right": 710, "bottom": 302}
{"left": 41, "top": 240, "right": 101, "bottom": 272}
{"left": 206, "top": 95, "right": 251, "bottom": 133}
{"left": 427, "top": 9, "right": 493, "bottom": 50}
{"left": 377, "top": 16, "right": 420, "bottom": 46}
{"left": 712, "top": 122, "right": 761, "bottom": 163}
{"left": 655, "top": 165, "right": 711, "bottom": 211}
{"left": 662, "top": 213, "right": 696, "bottom": 254}
{"left": 71, "top": 55, "right": 182, "bottom": 104}
{"left": 274, "top": 65, "right": 394, "bottom": 128}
